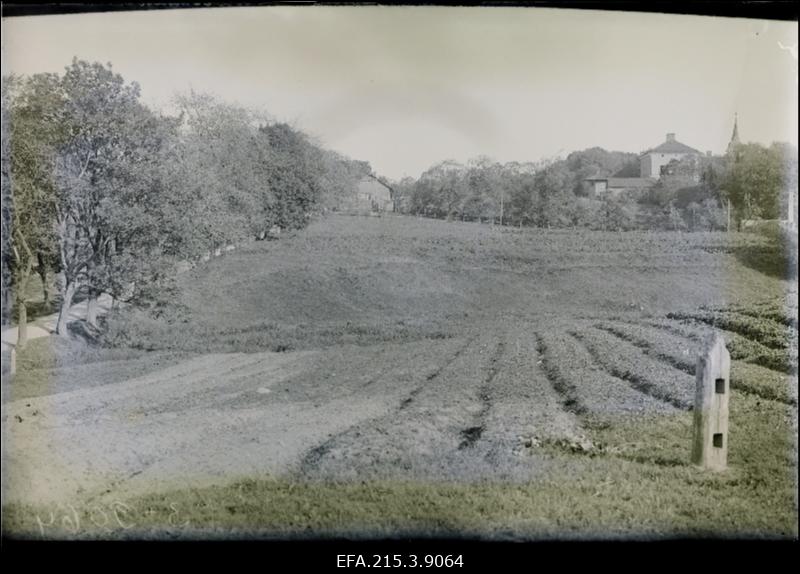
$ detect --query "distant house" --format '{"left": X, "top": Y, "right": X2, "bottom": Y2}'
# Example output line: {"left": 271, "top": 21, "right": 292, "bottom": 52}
{"left": 584, "top": 176, "right": 657, "bottom": 196}
{"left": 640, "top": 133, "right": 702, "bottom": 178}
{"left": 352, "top": 175, "right": 395, "bottom": 213}
{"left": 586, "top": 132, "right": 703, "bottom": 196}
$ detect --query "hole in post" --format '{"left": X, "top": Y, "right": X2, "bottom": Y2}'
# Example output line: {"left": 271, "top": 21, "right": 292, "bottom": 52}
{"left": 715, "top": 378, "right": 725, "bottom": 394}
{"left": 713, "top": 433, "right": 724, "bottom": 448}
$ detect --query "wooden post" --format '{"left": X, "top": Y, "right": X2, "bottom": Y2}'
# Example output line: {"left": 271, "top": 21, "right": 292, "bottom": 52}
{"left": 10, "top": 347, "right": 16, "bottom": 375}
{"left": 691, "top": 334, "right": 730, "bottom": 470}
{"left": 726, "top": 198, "right": 731, "bottom": 233}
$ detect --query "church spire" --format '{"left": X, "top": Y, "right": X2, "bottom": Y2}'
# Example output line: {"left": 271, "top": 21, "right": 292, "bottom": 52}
{"left": 727, "top": 113, "right": 741, "bottom": 156}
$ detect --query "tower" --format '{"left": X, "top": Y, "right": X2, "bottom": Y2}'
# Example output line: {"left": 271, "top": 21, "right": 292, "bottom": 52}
{"left": 726, "top": 113, "right": 741, "bottom": 157}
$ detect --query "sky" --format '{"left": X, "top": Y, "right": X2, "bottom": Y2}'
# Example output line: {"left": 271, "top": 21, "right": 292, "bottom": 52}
{"left": 2, "top": 6, "right": 798, "bottom": 180}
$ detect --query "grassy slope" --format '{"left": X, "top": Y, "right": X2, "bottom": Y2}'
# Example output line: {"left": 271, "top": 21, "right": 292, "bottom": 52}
{"left": 103, "top": 216, "right": 787, "bottom": 352}
{"left": 3, "top": 215, "right": 797, "bottom": 539}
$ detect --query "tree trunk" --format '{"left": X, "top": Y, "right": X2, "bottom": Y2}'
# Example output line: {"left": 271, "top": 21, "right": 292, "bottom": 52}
{"left": 12, "top": 230, "right": 34, "bottom": 348}
{"left": 86, "top": 289, "right": 100, "bottom": 328}
{"left": 37, "top": 252, "right": 49, "bottom": 304}
{"left": 40, "top": 269, "right": 49, "bottom": 304}
{"left": 17, "top": 298, "right": 28, "bottom": 349}
{"left": 56, "top": 281, "right": 77, "bottom": 336}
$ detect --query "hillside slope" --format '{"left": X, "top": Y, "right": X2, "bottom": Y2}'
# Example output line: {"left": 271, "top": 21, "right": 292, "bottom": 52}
{"left": 110, "top": 214, "right": 790, "bottom": 353}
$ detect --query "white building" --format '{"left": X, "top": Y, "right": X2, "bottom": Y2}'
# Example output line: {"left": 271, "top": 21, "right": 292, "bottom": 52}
{"left": 639, "top": 133, "right": 702, "bottom": 178}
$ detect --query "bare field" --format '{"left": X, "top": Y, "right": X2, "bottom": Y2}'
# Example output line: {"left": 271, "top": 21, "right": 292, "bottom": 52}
{"left": 2, "top": 215, "right": 797, "bottom": 539}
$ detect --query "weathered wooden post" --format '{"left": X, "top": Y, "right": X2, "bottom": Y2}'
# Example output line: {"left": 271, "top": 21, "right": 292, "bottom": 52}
{"left": 691, "top": 334, "right": 730, "bottom": 470}
{"left": 726, "top": 198, "right": 731, "bottom": 233}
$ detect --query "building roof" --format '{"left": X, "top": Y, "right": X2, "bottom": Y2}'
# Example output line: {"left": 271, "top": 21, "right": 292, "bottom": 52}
{"left": 607, "top": 177, "right": 657, "bottom": 188}
{"left": 644, "top": 139, "right": 701, "bottom": 155}
{"left": 361, "top": 174, "right": 393, "bottom": 191}
{"left": 357, "top": 176, "right": 392, "bottom": 199}
{"left": 585, "top": 175, "right": 657, "bottom": 187}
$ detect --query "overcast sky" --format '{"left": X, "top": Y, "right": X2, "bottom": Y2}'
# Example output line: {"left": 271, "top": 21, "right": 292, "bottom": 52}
{"left": 2, "top": 6, "right": 797, "bottom": 179}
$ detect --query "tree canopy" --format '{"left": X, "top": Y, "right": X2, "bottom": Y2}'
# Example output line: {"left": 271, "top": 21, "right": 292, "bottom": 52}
{"left": 1, "top": 60, "right": 370, "bottom": 338}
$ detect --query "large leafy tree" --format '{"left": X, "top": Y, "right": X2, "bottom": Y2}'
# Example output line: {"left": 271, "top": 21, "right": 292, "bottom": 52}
{"left": 722, "top": 142, "right": 790, "bottom": 224}
{"left": 530, "top": 160, "right": 574, "bottom": 228}
{"left": 260, "top": 122, "right": 327, "bottom": 230}
{"left": 51, "top": 60, "right": 207, "bottom": 332}
{"left": 88, "top": 107, "right": 199, "bottom": 321}
{"left": 3, "top": 73, "right": 64, "bottom": 345}
{"left": 175, "top": 91, "right": 271, "bottom": 245}
{"left": 417, "top": 160, "right": 467, "bottom": 219}
{"left": 1, "top": 80, "right": 10, "bottom": 326}
{"left": 50, "top": 60, "right": 151, "bottom": 332}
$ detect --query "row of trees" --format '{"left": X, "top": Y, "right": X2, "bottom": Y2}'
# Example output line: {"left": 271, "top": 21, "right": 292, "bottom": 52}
{"left": 392, "top": 144, "right": 797, "bottom": 232}
{"left": 1, "top": 59, "right": 369, "bottom": 346}
{"left": 391, "top": 149, "right": 640, "bottom": 226}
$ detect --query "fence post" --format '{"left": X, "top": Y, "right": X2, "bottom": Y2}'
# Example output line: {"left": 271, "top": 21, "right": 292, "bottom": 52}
{"left": 691, "top": 334, "right": 730, "bottom": 470}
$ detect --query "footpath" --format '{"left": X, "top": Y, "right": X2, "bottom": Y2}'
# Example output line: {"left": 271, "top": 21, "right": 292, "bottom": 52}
{"left": 1, "top": 293, "right": 113, "bottom": 351}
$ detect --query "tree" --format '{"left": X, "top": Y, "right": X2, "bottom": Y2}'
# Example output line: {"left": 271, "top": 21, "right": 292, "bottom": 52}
{"left": 3, "top": 73, "right": 64, "bottom": 345}
{"left": 721, "top": 142, "right": 787, "bottom": 224}
{"left": 771, "top": 142, "right": 799, "bottom": 221}
{"left": 389, "top": 176, "right": 417, "bottom": 214}
{"left": 47, "top": 60, "right": 143, "bottom": 333}
{"left": 260, "top": 122, "right": 328, "bottom": 230}
{"left": 506, "top": 172, "right": 538, "bottom": 226}
{"left": 176, "top": 91, "right": 271, "bottom": 244}
{"left": 1, "top": 79, "right": 11, "bottom": 326}
{"left": 601, "top": 194, "right": 636, "bottom": 231}
{"left": 315, "top": 149, "right": 371, "bottom": 211}
{"left": 87, "top": 109, "right": 204, "bottom": 322}
{"left": 530, "top": 160, "right": 574, "bottom": 228}
{"left": 416, "top": 160, "right": 467, "bottom": 219}
{"left": 47, "top": 60, "right": 207, "bottom": 332}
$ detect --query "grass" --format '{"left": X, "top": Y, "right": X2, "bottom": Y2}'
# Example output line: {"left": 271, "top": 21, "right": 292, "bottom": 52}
{"left": 96, "top": 216, "right": 790, "bottom": 354}
{"left": 3, "top": 390, "right": 795, "bottom": 540}
{"left": 102, "top": 309, "right": 454, "bottom": 354}
{"left": 1, "top": 336, "right": 188, "bottom": 403}
{"left": 645, "top": 316, "right": 798, "bottom": 377}
{"left": 667, "top": 310, "right": 793, "bottom": 351}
